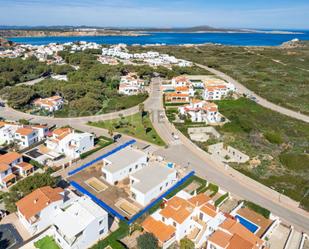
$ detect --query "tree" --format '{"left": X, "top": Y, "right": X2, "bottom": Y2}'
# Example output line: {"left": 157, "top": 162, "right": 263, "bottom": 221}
{"left": 137, "top": 233, "right": 159, "bottom": 249}
{"left": 2, "top": 172, "right": 58, "bottom": 212}
{"left": 180, "top": 238, "right": 195, "bottom": 249}
{"left": 139, "top": 103, "right": 145, "bottom": 118}
{"left": 108, "top": 127, "right": 114, "bottom": 137}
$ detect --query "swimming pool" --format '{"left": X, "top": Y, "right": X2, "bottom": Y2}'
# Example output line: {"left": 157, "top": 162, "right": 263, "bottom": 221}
{"left": 235, "top": 215, "right": 260, "bottom": 234}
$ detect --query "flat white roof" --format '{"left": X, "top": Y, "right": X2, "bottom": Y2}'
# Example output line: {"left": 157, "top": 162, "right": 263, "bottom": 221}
{"left": 130, "top": 162, "right": 176, "bottom": 194}
{"left": 53, "top": 196, "right": 107, "bottom": 239}
{"left": 103, "top": 147, "right": 147, "bottom": 173}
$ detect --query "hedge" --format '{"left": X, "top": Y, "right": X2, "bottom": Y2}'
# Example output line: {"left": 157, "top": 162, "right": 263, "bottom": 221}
{"left": 214, "top": 192, "right": 229, "bottom": 207}
{"left": 244, "top": 201, "right": 271, "bottom": 219}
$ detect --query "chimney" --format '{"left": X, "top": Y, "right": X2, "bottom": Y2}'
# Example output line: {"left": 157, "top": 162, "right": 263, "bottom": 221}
{"left": 34, "top": 199, "right": 38, "bottom": 204}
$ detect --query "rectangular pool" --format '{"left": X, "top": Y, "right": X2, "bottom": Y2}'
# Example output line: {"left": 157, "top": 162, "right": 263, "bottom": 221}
{"left": 235, "top": 215, "right": 259, "bottom": 234}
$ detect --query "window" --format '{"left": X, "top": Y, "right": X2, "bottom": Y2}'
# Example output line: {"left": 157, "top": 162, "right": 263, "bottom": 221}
{"left": 165, "top": 182, "right": 168, "bottom": 187}
{"left": 173, "top": 222, "right": 177, "bottom": 227}
{"left": 160, "top": 186, "right": 163, "bottom": 191}
{"left": 129, "top": 168, "right": 132, "bottom": 172}
{"left": 99, "top": 229, "right": 105, "bottom": 235}
{"left": 99, "top": 219, "right": 104, "bottom": 225}
{"left": 135, "top": 165, "right": 138, "bottom": 169}
{"left": 162, "top": 217, "right": 165, "bottom": 222}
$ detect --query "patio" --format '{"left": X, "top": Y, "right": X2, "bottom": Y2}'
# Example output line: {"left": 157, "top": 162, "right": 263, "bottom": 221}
{"left": 68, "top": 162, "right": 143, "bottom": 219}
{"left": 236, "top": 207, "right": 273, "bottom": 237}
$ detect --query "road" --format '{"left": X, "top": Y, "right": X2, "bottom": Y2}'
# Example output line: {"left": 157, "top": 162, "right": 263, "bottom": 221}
{"left": 15, "top": 76, "right": 46, "bottom": 86}
{"left": 195, "top": 63, "right": 309, "bottom": 123}
{"left": 1, "top": 78, "right": 308, "bottom": 233}
{"left": 0, "top": 85, "right": 158, "bottom": 126}
{"left": 147, "top": 78, "right": 309, "bottom": 233}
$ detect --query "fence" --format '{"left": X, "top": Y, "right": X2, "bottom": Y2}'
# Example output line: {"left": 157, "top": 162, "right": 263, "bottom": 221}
{"left": 68, "top": 139, "right": 136, "bottom": 176}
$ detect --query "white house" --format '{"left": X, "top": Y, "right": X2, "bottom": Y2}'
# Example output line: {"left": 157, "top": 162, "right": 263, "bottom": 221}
{"left": 129, "top": 162, "right": 177, "bottom": 206}
{"left": 118, "top": 73, "right": 144, "bottom": 95}
{"left": 178, "top": 99, "right": 221, "bottom": 124}
{"left": 0, "top": 121, "right": 19, "bottom": 145}
{"left": 52, "top": 196, "right": 108, "bottom": 249}
{"left": 33, "top": 96, "right": 64, "bottom": 112}
{"left": 15, "top": 127, "right": 39, "bottom": 148}
{"left": 16, "top": 186, "right": 64, "bottom": 235}
{"left": 0, "top": 152, "right": 34, "bottom": 188}
{"left": 142, "top": 191, "right": 226, "bottom": 249}
{"left": 202, "top": 79, "right": 236, "bottom": 101}
{"left": 46, "top": 127, "right": 94, "bottom": 159}
{"left": 171, "top": 76, "right": 190, "bottom": 88}
{"left": 0, "top": 122, "right": 48, "bottom": 148}
{"left": 101, "top": 146, "right": 148, "bottom": 185}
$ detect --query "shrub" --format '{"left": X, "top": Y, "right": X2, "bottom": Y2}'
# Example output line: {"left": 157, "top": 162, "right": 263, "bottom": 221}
{"left": 244, "top": 201, "right": 270, "bottom": 219}
{"left": 180, "top": 238, "right": 195, "bottom": 249}
{"left": 264, "top": 131, "right": 283, "bottom": 144}
{"left": 137, "top": 233, "right": 159, "bottom": 249}
{"left": 215, "top": 193, "right": 229, "bottom": 207}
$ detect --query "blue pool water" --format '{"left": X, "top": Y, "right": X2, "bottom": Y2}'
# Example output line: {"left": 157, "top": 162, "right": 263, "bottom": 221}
{"left": 9, "top": 31, "right": 309, "bottom": 46}
{"left": 235, "top": 215, "right": 259, "bottom": 234}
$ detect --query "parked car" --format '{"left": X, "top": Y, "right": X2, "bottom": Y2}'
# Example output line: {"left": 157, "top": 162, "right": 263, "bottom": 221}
{"left": 113, "top": 134, "right": 122, "bottom": 142}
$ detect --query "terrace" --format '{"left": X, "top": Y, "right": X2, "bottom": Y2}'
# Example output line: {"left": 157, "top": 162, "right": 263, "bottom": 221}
{"left": 68, "top": 162, "right": 144, "bottom": 219}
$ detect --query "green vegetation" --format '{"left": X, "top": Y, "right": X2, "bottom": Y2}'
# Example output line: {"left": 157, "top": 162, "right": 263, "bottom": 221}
{"left": 205, "top": 183, "right": 219, "bottom": 197}
{"left": 215, "top": 192, "right": 229, "bottom": 207}
{"left": 34, "top": 236, "right": 60, "bottom": 249}
{"left": 180, "top": 238, "right": 195, "bottom": 249}
{"left": 89, "top": 112, "right": 166, "bottom": 146}
{"left": 172, "top": 97, "right": 309, "bottom": 210}
{"left": 2, "top": 171, "right": 58, "bottom": 212}
{"left": 243, "top": 201, "right": 271, "bottom": 219}
{"left": 80, "top": 136, "right": 114, "bottom": 159}
{"left": 90, "top": 221, "right": 129, "bottom": 249}
{"left": 216, "top": 98, "right": 309, "bottom": 210}
{"left": 0, "top": 57, "right": 50, "bottom": 87}
{"left": 137, "top": 232, "right": 159, "bottom": 249}
{"left": 129, "top": 43, "right": 309, "bottom": 114}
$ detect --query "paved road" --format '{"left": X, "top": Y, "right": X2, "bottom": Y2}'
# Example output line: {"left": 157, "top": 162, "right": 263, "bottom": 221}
{"left": 1, "top": 78, "right": 308, "bottom": 233}
{"left": 147, "top": 78, "right": 309, "bottom": 233}
{"left": 15, "top": 76, "right": 46, "bottom": 86}
{"left": 0, "top": 84, "right": 158, "bottom": 126}
{"left": 196, "top": 63, "right": 309, "bottom": 123}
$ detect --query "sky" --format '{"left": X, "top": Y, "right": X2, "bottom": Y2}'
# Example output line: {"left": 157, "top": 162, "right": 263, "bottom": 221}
{"left": 0, "top": 0, "right": 308, "bottom": 29}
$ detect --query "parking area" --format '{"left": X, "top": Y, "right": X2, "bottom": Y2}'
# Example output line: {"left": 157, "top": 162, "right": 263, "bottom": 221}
{"left": 268, "top": 223, "right": 290, "bottom": 249}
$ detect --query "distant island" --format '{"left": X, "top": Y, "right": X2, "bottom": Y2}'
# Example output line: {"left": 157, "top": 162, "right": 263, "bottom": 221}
{"left": 0, "top": 25, "right": 303, "bottom": 38}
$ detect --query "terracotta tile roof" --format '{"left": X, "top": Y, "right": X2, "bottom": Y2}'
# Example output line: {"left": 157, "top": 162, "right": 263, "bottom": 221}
{"left": 188, "top": 193, "right": 211, "bottom": 207}
{"left": 53, "top": 127, "right": 71, "bottom": 136}
{"left": 0, "top": 121, "right": 6, "bottom": 128}
{"left": 0, "top": 163, "right": 9, "bottom": 172}
{"left": 0, "top": 152, "right": 22, "bottom": 165}
{"left": 219, "top": 218, "right": 264, "bottom": 249}
{"left": 142, "top": 216, "right": 176, "bottom": 243}
{"left": 208, "top": 230, "right": 233, "bottom": 248}
{"left": 175, "top": 86, "right": 189, "bottom": 92}
{"left": 16, "top": 186, "right": 63, "bottom": 220}
{"left": 200, "top": 203, "right": 217, "bottom": 218}
{"left": 16, "top": 127, "right": 34, "bottom": 136}
{"left": 160, "top": 196, "right": 194, "bottom": 224}
{"left": 2, "top": 173, "right": 16, "bottom": 183}
{"left": 227, "top": 234, "right": 255, "bottom": 249}
{"left": 16, "top": 162, "right": 34, "bottom": 171}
